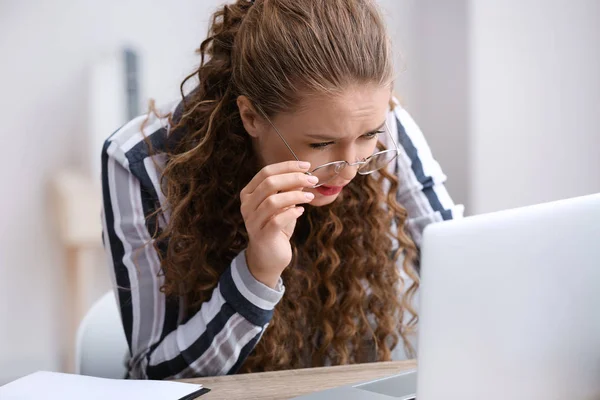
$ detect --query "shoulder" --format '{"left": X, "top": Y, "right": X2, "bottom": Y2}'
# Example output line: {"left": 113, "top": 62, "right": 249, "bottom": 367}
{"left": 381, "top": 96, "right": 422, "bottom": 149}
{"left": 387, "top": 96, "right": 417, "bottom": 130}
{"left": 103, "top": 99, "right": 179, "bottom": 169}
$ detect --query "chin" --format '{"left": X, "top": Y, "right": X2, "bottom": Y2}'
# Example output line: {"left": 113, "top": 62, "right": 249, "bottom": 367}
{"left": 309, "top": 192, "right": 341, "bottom": 207}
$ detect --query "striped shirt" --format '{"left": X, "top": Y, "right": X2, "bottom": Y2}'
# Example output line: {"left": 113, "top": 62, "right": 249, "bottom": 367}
{"left": 100, "top": 98, "right": 464, "bottom": 380}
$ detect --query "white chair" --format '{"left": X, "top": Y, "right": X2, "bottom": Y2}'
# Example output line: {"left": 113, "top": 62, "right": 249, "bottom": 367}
{"left": 75, "top": 291, "right": 130, "bottom": 378}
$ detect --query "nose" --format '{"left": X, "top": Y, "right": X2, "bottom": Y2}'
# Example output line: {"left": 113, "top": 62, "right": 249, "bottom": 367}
{"left": 338, "top": 163, "right": 359, "bottom": 181}
{"left": 335, "top": 148, "right": 362, "bottom": 181}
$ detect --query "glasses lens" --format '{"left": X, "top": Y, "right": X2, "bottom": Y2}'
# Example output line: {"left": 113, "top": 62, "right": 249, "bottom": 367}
{"left": 310, "top": 162, "right": 347, "bottom": 186}
{"left": 359, "top": 150, "right": 398, "bottom": 175}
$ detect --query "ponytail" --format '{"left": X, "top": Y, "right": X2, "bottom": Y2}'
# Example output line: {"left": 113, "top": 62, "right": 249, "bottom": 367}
{"left": 156, "top": 1, "right": 258, "bottom": 305}
{"left": 168, "top": 0, "right": 255, "bottom": 154}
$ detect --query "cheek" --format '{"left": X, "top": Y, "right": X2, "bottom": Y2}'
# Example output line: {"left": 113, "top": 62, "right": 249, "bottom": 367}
{"left": 254, "top": 136, "right": 293, "bottom": 167}
{"left": 364, "top": 139, "right": 380, "bottom": 157}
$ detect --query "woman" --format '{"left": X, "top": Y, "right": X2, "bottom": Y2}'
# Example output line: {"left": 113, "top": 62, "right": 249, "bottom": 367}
{"left": 101, "top": 0, "right": 462, "bottom": 380}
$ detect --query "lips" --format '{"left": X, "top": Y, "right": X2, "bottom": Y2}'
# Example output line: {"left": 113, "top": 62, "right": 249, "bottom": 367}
{"left": 315, "top": 185, "right": 344, "bottom": 196}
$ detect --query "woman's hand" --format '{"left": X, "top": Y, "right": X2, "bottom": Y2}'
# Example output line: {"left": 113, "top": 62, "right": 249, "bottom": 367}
{"left": 240, "top": 161, "right": 318, "bottom": 288}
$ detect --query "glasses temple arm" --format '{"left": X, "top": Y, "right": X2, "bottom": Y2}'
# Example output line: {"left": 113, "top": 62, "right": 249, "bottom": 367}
{"left": 255, "top": 106, "right": 301, "bottom": 162}
{"left": 384, "top": 121, "right": 400, "bottom": 152}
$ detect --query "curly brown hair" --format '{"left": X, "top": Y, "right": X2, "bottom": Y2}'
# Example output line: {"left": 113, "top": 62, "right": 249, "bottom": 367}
{"left": 151, "top": 0, "right": 419, "bottom": 373}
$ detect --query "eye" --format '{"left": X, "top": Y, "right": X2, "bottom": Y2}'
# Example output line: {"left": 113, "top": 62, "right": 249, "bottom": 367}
{"left": 309, "top": 141, "right": 334, "bottom": 150}
{"left": 362, "top": 130, "right": 384, "bottom": 140}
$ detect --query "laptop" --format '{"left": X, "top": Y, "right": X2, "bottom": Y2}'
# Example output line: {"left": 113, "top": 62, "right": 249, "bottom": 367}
{"left": 295, "top": 192, "right": 600, "bottom": 399}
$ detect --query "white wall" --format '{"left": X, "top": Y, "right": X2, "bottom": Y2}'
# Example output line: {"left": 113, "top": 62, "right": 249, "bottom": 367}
{"left": 469, "top": 0, "right": 600, "bottom": 213}
{"left": 412, "top": 0, "right": 470, "bottom": 209}
{"left": 379, "top": 0, "right": 472, "bottom": 209}
{"left": 378, "top": 0, "right": 420, "bottom": 107}
{"left": 410, "top": 0, "right": 600, "bottom": 214}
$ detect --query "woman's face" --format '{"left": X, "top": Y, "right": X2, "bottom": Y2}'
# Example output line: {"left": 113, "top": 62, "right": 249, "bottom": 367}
{"left": 239, "top": 84, "right": 391, "bottom": 207}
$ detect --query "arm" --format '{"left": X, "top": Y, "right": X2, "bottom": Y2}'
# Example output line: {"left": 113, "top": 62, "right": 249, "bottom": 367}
{"left": 101, "top": 136, "right": 284, "bottom": 380}
{"left": 388, "top": 101, "right": 465, "bottom": 248}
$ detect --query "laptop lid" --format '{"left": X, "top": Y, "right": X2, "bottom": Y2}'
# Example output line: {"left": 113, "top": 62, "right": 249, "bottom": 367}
{"left": 417, "top": 193, "right": 600, "bottom": 399}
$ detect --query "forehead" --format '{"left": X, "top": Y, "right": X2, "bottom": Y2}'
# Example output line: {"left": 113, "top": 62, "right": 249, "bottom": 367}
{"left": 274, "top": 84, "right": 391, "bottom": 134}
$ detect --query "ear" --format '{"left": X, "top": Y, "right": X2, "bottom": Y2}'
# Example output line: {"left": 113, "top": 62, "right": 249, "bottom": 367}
{"left": 237, "top": 95, "right": 264, "bottom": 138}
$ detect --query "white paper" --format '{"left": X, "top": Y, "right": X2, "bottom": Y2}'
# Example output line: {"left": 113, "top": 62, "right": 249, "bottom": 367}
{"left": 0, "top": 371, "right": 203, "bottom": 400}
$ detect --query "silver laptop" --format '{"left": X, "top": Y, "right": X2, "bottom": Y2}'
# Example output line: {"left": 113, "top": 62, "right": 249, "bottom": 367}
{"left": 296, "top": 192, "right": 600, "bottom": 399}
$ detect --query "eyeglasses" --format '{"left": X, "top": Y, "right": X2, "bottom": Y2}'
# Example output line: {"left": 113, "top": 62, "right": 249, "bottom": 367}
{"left": 257, "top": 107, "right": 400, "bottom": 188}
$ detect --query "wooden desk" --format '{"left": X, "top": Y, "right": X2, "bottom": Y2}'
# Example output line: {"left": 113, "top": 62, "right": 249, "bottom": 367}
{"left": 180, "top": 360, "right": 416, "bottom": 400}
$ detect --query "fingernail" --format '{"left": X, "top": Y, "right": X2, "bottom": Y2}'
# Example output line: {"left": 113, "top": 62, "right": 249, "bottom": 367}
{"left": 305, "top": 192, "right": 315, "bottom": 200}
{"left": 299, "top": 161, "right": 311, "bottom": 169}
{"left": 307, "top": 175, "right": 319, "bottom": 184}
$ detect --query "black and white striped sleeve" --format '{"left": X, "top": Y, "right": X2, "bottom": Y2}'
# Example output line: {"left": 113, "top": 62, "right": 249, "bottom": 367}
{"left": 389, "top": 102, "right": 465, "bottom": 247}
{"left": 100, "top": 116, "right": 284, "bottom": 380}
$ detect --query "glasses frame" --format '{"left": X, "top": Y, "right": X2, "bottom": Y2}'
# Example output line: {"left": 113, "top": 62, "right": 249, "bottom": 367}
{"left": 257, "top": 107, "right": 400, "bottom": 188}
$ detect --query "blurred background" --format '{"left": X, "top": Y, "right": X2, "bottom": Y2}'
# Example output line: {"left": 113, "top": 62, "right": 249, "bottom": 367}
{"left": 0, "top": 0, "right": 598, "bottom": 385}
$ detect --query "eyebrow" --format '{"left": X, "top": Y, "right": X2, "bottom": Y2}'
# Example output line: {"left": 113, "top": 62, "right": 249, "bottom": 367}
{"left": 304, "top": 120, "right": 387, "bottom": 141}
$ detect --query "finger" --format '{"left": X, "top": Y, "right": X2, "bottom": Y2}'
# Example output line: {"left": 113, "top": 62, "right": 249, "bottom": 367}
{"left": 241, "top": 160, "right": 311, "bottom": 195}
{"left": 242, "top": 171, "right": 311, "bottom": 220}
{"left": 245, "top": 172, "right": 317, "bottom": 213}
{"left": 262, "top": 206, "right": 305, "bottom": 234}
{"left": 253, "top": 191, "right": 314, "bottom": 229}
